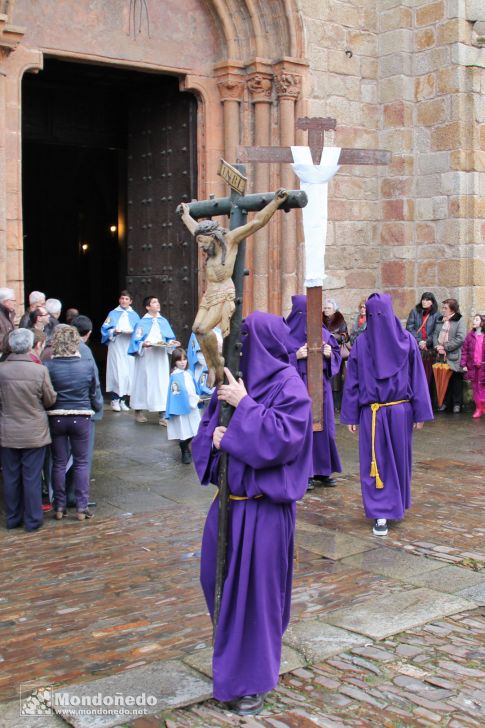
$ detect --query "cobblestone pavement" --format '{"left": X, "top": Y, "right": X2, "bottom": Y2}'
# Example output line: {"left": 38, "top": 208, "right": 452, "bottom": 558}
{"left": 0, "top": 408, "right": 484, "bottom": 727}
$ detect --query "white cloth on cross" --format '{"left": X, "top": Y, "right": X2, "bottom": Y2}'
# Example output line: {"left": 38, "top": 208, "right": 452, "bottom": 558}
{"left": 291, "top": 146, "right": 341, "bottom": 288}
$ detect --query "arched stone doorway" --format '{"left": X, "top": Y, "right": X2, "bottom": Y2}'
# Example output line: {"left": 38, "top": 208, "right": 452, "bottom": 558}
{"left": 0, "top": 0, "right": 308, "bottom": 325}
{"left": 22, "top": 59, "right": 198, "bottom": 347}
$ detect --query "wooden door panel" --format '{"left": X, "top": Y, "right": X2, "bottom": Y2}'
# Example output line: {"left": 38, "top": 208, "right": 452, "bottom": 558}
{"left": 126, "top": 87, "right": 197, "bottom": 343}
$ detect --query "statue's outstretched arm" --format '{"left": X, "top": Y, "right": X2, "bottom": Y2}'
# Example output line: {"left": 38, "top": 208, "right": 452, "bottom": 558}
{"left": 229, "top": 189, "right": 288, "bottom": 245}
{"left": 177, "top": 202, "right": 199, "bottom": 236}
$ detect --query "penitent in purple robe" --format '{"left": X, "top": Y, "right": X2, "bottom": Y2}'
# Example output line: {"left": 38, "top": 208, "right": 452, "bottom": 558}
{"left": 340, "top": 293, "right": 433, "bottom": 521}
{"left": 285, "top": 295, "right": 342, "bottom": 477}
{"left": 192, "top": 312, "right": 313, "bottom": 703}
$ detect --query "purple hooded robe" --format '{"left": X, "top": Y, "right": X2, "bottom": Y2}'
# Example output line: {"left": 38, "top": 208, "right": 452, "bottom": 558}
{"left": 192, "top": 311, "right": 313, "bottom": 702}
{"left": 285, "top": 295, "right": 342, "bottom": 477}
{"left": 340, "top": 293, "right": 433, "bottom": 520}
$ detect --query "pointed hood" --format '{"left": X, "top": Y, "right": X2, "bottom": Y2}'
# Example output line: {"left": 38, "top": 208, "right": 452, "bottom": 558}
{"left": 364, "top": 293, "right": 411, "bottom": 379}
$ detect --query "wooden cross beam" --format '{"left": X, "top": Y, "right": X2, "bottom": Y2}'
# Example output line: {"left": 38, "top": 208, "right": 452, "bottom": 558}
{"left": 236, "top": 117, "right": 391, "bottom": 431}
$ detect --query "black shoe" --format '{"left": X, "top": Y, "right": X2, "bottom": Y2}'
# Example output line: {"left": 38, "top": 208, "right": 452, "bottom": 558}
{"left": 227, "top": 694, "right": 264, "bottom": 716}
{"left": 307, "top": 479, "right": 315, "bottom": 491}
{"left": 452, "top": 404, "right": 461, "bottom": 414}
{"left": 180, "top": 440, "right": 193, "bottom": 465}
{"left": 437, "top": 404, "right": 447, "bottom": 412}
{"left": 314, "top": 475, "right": 337, "bottom": 487}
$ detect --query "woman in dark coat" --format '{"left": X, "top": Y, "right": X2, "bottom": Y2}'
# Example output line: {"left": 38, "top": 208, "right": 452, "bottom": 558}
{"left": 45, "top": 325, "right": 103, "bottom": 520}
{"left": 349, "top": 299, "right": 367, "bottom": 344}
{"left": 322, "top": 298, "right": 348, "bottom": 411}
{"left": 406, "top": 292, "right": 439, "bottom": 385}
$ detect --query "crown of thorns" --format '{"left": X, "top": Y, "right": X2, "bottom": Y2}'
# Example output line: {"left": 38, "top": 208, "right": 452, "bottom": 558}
{"left": 194, "top": 220, "right": 228, "bottom": 264}
{"left": 194, "top": 220, "right": 226, "bottom": 239}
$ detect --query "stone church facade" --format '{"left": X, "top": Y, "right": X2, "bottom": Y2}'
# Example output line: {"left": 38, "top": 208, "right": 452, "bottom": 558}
{"left": 0, "top": 0, "right": 484, "bottom": 325}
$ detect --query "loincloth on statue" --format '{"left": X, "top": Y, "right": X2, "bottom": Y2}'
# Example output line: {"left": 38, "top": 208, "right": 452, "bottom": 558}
{"left": 199, "top": 281, "right": 236, "bottom": 338}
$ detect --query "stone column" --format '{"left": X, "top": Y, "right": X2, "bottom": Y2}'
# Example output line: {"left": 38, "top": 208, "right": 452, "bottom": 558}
{"left": 274, "top": 67, "right": 301, "bottom": 315}
{"left": 0, "top": 16, "right": 38, "bottom": 299}
{"left": 216, "top": 72, "right": 244, "bottom": 164}
{"left": 247, "top": 68, "right": 273, "bottom": 311}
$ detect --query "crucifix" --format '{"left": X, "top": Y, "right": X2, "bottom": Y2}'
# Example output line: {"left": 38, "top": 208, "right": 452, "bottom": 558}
{"left": 237, "top": 116, "right": 391, "bottom": 431}
{"left": 176, "top": 168, "right": 307, "bottom": 634}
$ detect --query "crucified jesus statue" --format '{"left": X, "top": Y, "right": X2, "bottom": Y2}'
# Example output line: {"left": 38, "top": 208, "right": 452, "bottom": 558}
{"left": 178, "top": 188, "right": 289, "bottom": 387}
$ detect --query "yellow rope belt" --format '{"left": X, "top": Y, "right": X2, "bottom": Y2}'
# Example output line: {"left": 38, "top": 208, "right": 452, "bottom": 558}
{"left": 213, "top": 489, "right": 264, "bottom": 502}
{"left": 370, "top": 400, "right": 410, "bottom": 489}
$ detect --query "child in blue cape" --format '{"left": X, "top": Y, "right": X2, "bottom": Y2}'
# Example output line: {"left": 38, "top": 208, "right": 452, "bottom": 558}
{"left": 166, "top": 348, "right": 201, "bottom": 464}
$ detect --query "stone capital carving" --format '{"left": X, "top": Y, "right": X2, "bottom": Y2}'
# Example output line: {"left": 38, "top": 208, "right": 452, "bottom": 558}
{"left": 247, "top": 73, "right": 273, "bottom": 103}
{"left": 274, "top": 72, "right": 301, "bottom": 100}
{"left": 0, "top": 13, "right": 24, "bottom": 55}
{"left": 217, "top": 77, "right": 244, "bottom": 103}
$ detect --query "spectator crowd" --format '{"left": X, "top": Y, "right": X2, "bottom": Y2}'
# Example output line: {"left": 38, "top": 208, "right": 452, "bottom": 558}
{"left": 0, "top": 285, "right": 483, "bottom": 538}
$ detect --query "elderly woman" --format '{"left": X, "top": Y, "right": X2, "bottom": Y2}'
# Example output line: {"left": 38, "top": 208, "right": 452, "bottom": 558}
{"left": 45, "top": 325, "right": 103, "bottom": 521}
{"left": 322, "top": 298, "right": 349, "bottom": 411}
{"left": 433, "top": 298, "right": 466, "bottom": 413}
{"left": 0, "top": 328, "right": 56, "bottom": 531}
{"left": 349, "top": 300, "right": 367, "bottom": 344}
{"left": 0, "top": 287, "right": 16, "bottom": 352}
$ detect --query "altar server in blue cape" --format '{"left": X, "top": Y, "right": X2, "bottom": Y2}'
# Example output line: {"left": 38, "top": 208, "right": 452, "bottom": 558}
{"left": 192, "top": 311, "right": 313, "bottom": 716}
{"left": 285, "top": 294, "right": 342, "bottom": 489}
{"left": 166, "top": 348, "right": 201, "bottom": 463}
{"left": 341, "top": 293, "right": 433, "bottom": 537}
{"left": 187, "top": 328, "right": 223, "bottom": 398}
{"left": 101, "top": 291, "right": 140, "bottom": 412}
{"left": 128, "top": 296, "right": 179, "bottom": 424}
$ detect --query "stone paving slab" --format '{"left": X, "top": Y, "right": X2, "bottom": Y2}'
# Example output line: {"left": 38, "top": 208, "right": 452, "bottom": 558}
{"left": 183, "top": 643, "right": 305, "bottom": 679}
{"left": 51, "top": 660, "right": 212, "bottom": 728}
{"left": 296, "top": 524, "right": 376, "bottom": 560}
{"left": 284, "top": 621, "right": 369, "bottom": 662}
{"left": 402, "top": 564, "right": 485, "bottom": 594}
{"left": 0, "top": 700, "right": 67, "bottom": 728}
{"left": 339, "top": 546, "right": 448, "bottom": 580}
{"left": 457, "top": 582, "right": 485, "bottom": 605}
{"left": 321, "top": 588, "right": 477, "bottom": 640}
{"left": 151, "top": 608, "right": 485, "bottom": 727}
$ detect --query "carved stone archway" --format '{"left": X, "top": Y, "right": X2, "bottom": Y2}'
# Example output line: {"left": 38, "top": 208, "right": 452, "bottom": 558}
{"left": 0, "top": 0, "right": 308, "bottom": 314}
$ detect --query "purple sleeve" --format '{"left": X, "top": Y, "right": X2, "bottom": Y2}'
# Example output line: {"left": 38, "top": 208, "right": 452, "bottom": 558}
{"left": 340, "top": 348, "right": 360, "bottom": 424}
{"left": 191, "top": 393, "right": 220, "bottom": 484}
{"left": 325, "top": 331, "right": 342, "bottom": 378}
{"left": 220, "top": 378, "right": 312, "bottom": 470}
{"left": 409, "top": 338, "right": 434, "bottom": 423}
{"left": 460, "top": 332, "right": 472, "bottom": 369}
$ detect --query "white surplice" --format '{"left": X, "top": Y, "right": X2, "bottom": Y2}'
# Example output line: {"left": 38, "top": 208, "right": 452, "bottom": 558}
{"left": 130, "top": 317, "right": 171, "bottom": 412}
{"left": 106, "top": 311, "right": 135, "bottom": 397}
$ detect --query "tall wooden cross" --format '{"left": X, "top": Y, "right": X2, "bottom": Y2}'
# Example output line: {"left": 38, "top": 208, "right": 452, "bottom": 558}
{"left": 237, "top": 116, "right": 391, "bottom": 430}
{"left": 177, "top": 171, "right": 307, "bottom": 636}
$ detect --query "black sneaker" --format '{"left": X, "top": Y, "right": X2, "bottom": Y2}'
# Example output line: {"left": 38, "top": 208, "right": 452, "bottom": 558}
{"left": 372, "top": 518, "right": 388, "bottom": 536}
{"left": 227, "top": 694, "right": 264, "bottom": 716}
{"left": 314, "top": 475, "right": 337, "bottom": 487}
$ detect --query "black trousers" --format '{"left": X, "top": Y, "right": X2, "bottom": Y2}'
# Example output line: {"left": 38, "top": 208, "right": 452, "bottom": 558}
{"left": 445, "top": 371, "right": 464, "bottom": 408}
{"left": 1, "top": 446, "right": 46, "bottom": 531}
